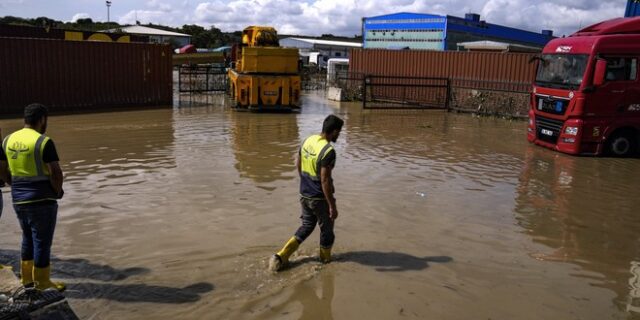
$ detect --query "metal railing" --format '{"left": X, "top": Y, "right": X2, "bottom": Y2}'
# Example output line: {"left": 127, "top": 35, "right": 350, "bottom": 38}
{"left": 177, "top": 65, "right": 228, "bottom": 93}
{"left": 363, "top": 75, "right": 450, "bottom": 109}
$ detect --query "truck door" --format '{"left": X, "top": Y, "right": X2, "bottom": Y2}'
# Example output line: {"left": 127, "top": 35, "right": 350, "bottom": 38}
{"left": 593, "top": 56, "right": 636, "bottom": 118}
{"left": 622, "top": 57, "right": 640, "bottom": 120}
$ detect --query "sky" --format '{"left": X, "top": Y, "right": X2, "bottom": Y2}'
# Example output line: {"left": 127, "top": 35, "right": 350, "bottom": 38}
{"left": 0, "top": 0, "right": 630, "bottom": 37}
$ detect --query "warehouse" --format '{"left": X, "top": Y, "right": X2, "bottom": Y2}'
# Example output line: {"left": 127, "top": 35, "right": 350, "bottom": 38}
{"left": 102, "top": 24, "right": 191, "bottom": 46}
{"left": 280, "top": 37, "right": 361, "bottom": 67}
{"left": 362, "top": 12, "right": 554, "bottom": 51}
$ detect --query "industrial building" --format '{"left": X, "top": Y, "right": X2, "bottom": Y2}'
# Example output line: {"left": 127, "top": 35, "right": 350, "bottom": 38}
{"left": 626, "top": 0, "right": 640, "bottom": 17}
{"left": 102, "top": 25, "right": 191, "bottom": 46}
{"left": 362, "top": 12, "right": 554, "bottom": 51}
{"left": 280, "top": 37, "right": 361, "bottom": 67}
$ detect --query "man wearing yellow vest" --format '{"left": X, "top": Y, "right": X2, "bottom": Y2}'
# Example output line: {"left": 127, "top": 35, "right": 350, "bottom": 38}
{"left": 0, "top": 104, "right": 65, "bottom": 291}
{"left": 269, "top": 115, "right": 344, "bottom": 272}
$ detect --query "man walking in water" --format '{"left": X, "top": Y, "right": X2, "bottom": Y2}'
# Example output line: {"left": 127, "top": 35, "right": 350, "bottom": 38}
{"left": 0, "top": 104, "right": 65, "bottom": 291}
{"left": 270, "top": 115, "right": 344, "bottom": 272}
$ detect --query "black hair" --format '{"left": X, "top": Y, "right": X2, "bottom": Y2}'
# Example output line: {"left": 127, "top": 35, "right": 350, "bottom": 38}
{"left": 24, "top": 103, "right": 48, "bottom": 125}
{"left": 322, "top": 114, "right": 344, "bottom": 134}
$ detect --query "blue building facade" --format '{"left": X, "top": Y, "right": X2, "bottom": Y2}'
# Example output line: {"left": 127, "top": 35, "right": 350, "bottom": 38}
{"left": 363, "top": 12, "right": 554, "bottom": 51}
{"left": 626, "top": 0, "right": 640, "bottom": 17}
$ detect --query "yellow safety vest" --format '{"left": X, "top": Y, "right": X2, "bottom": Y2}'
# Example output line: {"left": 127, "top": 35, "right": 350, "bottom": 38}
{"left": 3, "top": 128, "right": 56, "bottom": 204}
{"left": 300, "top": 134, "right": 334, "bottom": 180}
{"left": 300, "top": 134, "right": 334, "bottom": 198}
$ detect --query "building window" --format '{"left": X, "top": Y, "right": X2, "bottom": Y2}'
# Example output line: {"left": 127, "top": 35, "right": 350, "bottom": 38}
{"left": 366, "top": 18, "right": 445, "bottom": 24}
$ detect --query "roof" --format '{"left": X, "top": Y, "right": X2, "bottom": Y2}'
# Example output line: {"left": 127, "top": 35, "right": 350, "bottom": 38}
{"left": 572, "top": 16, "right": 640, "bottom": 36}
{"left": 457, "top": 40, "right": 541, "bottom": 52}
{"left": 281, "top": 37, "right": 362, "bottom": 48}
{"left": 101, "top": 25, "right": 190, "bottom": 37}
{"left": 365, "top": 12, "right": 445, "bottom": 21}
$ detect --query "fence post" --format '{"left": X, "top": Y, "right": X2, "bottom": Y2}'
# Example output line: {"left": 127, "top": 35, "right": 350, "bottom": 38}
{"left": 362, "top": 75, "right": 367, "bottom": 109}
{"left": 445, "top": 78, "right": 451, "bottom": 110}
{"left": 178, "top": 66, "right": 182, "bottom": 93}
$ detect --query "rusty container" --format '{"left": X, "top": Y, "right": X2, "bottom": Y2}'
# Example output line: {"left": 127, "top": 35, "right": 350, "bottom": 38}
{"left": 0, "top": 37, "right": 172, "bottom": 115}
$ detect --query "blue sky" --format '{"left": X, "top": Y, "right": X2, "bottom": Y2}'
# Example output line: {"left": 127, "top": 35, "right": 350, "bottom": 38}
{"left": 0, "top": 0, "right": 629, "bottom": 36}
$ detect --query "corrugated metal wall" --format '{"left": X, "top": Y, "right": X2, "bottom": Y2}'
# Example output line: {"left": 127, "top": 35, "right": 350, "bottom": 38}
{"left": 349, "top": 49, "right": 537, "bottom": 93}
{"left": 0, "top": 37, "right": 172, "bottom": 114}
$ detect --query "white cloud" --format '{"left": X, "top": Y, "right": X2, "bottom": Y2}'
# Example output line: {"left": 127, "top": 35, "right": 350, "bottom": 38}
{"left": 147, "top": 0, "right": 173, "bottom": 11}
{"left": 190, "top": 0, "right": 487, "bottom": 35}
{"left": 70, "top": 13, "right": 91, "bottom": 22}
{"left": 0, "top": 0, "right": 24, "bottom": 9}
{"left": 480, "top": 0, "right": 623, "bottom": 36}
{"left": 0, "top": 0, "right": 628, "bottom": 36}
{"left": 119, "top": 10, "right": 178, "bottom": 25}
{"left": 189, "top": 0, "right": 626, "bottom": 37}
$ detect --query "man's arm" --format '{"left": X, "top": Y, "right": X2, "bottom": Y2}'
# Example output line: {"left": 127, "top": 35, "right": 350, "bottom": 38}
{"left": 42, "top": 139, "right": 63, "bottom": 197}
{"left": 320, "top": 165, "right": 337, "bottom": 220}
{"left": 46, "top": 161, "right": 63, "bottom": 197}
{"left": 0, "top": 160, "right": 11, "bottom": 186}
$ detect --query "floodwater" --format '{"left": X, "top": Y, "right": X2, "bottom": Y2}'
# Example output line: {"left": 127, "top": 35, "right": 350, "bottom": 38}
{"left": 1, "top": 92, "right": 640, "bottom": 319}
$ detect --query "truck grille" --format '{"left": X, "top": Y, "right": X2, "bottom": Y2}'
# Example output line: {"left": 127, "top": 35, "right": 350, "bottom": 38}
{"left": 535, "top": 116, "right": 564, "bottom": 144}
{"left": 535, "top": 95, "right": 569, "bottom": 115}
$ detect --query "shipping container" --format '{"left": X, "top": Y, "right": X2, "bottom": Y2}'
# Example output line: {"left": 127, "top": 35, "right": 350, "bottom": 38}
{"left": 349, "top": 49, "right": 537, "bottom": 93}
{"left": 0, "top": 37, "right": 172, "bottom": 115}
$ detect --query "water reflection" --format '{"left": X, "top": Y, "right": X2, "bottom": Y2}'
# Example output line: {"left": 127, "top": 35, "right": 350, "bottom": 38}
{"left": 295, "top": 271, "right": 335, "bottom": 320}
{"left": 628, "top": 261, "right": 640, "bottom": 313}
{"left": 229, "top": 112, "right": 299, "bottom": 183}
{"left": 515, "top": 146, "right": 640, "bottom": 314}
{"left": 49, "top": 109, "right": 177, "bottom": 184}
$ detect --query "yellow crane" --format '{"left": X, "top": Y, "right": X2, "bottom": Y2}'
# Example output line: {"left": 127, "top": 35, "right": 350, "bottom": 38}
{"left": 228, "top": 26, "right": 301, "bottom": 111}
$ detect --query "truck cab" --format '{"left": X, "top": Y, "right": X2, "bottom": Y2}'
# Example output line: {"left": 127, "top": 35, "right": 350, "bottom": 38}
{"left": 528, "top": 17, "right": 640, "bottom": 156}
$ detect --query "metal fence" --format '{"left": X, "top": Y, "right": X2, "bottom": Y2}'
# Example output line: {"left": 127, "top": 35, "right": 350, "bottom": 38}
{"left": 301, "top": 67, "right": 327, "bottom": 91}
{"left": 349, "top": 49, "right": 536, "bottom": 91}
{"left": 177, "top": 65, "right": 228, "bottom": 93}
{"left": 364, "top": 75, "right": 450, "bottom": 109}
{"left": 346, "top": 49, "right": 537, "bottom": 111}
{"left": 0, "top": 37, "right": 172, "bottom": 114}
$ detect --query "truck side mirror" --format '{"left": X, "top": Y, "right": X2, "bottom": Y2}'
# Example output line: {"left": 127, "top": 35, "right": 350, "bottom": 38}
{"left": 593, "top": 59, "right": 607, "bottom": 86}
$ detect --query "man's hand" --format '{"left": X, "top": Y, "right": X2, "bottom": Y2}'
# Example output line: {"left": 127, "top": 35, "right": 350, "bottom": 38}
{"left": 329, "top": 205, "right": 338, "bottom": 221}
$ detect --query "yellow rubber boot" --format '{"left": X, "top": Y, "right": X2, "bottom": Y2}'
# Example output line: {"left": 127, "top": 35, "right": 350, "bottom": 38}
{"left": 269, "top": 236, "right": 300, "bottom": 272}
{"left": 20, "top": 260, "right": 34, "bottom": 285}
{"left": 34, "top": 265, "right": 66, "bottom": 292}
{"left": 319, "top": 247, "right": 332, "bottom": 264}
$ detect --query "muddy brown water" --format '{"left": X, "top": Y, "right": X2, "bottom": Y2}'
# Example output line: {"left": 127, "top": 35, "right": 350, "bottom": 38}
{"left": 1, "top": 92, "right": 640, "bottom": 319}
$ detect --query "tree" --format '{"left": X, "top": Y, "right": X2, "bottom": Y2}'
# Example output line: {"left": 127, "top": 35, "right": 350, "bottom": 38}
{"left": 76, "top": 18, "right": 93, "bottom": 25}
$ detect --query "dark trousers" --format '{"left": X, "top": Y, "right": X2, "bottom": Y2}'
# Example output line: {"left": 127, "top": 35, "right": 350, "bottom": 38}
{"left": 294, "top": 197, "right": 335, "bottom": 248}
{"left": 14, "top": 202, "right": 58, "bottom": 268}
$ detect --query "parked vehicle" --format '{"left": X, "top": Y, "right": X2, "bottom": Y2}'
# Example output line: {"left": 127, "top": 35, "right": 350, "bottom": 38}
{"left": 228, "top": 26, "right": 301, "bottom": 111}
{"left": 528, "top": 17, "right": 640, "bottom": 156}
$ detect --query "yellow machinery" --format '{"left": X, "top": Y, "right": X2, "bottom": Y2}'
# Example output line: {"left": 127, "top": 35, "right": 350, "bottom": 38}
{"left": 228, "top": 26, "right": 301, "bottom": 111}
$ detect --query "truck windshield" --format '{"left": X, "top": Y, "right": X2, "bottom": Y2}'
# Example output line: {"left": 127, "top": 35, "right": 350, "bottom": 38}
{"left": 535, "top": 54, "right": 589, "bottom": 90}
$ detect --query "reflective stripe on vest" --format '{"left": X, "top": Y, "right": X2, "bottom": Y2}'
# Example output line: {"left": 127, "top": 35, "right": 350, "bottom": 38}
{"left": 3, "top": 128, "right": 51, "bottom": 181}
{"left": 300, "top": 134, "right": 333, "bottom": 181}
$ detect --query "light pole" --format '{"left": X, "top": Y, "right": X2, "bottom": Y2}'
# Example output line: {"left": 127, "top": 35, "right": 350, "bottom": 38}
{"left": 106, "top": 1, "right": 111, "bottom": 24}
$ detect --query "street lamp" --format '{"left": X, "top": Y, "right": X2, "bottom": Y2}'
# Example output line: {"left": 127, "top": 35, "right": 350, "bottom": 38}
{"left": 106, "top": 1, "right": 112, "bottom": 24}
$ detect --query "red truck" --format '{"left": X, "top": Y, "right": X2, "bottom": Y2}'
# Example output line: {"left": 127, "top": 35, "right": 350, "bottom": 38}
{"left": 528, "top": 17, "right": 640, "bottom": 156}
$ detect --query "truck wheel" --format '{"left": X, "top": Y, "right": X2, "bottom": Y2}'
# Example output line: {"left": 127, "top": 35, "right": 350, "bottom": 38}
{"left": 607, "top": 133, "right": 636, "bottom": 157}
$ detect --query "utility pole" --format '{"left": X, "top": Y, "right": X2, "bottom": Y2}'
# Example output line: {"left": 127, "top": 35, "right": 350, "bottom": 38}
{"left": 106, "top": 1, "right": 112, "bottom": 24}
